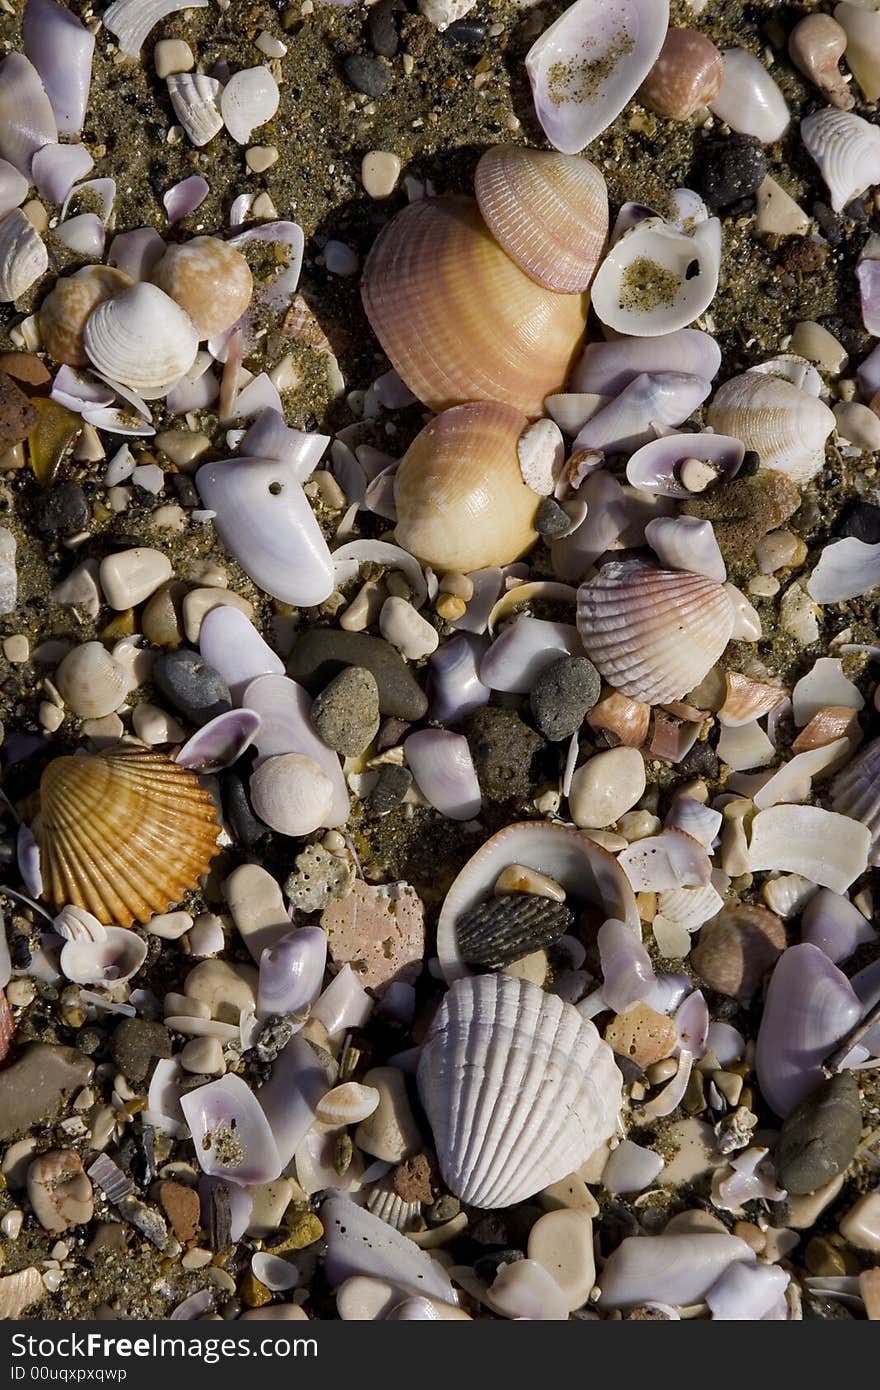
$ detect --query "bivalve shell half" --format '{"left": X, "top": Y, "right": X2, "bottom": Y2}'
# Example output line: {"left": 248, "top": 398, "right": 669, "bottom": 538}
{"left": 60, "top": 925, "right": 148, "bottom": 986}
{"left": 706, "top": 371, "right": 835, "bottom": 482}
{"left": 576, "top": 560, "right": 734, "bottom": 704}
{"left": 0, "top": 208, "right": 48, "bottom": 303}
{"left": 394, "top": 402, "right": 540, "bottom": 572}
{"left": 831, "top": 737, "right": 880, "bottom": 867}
{"left": 83, "top": 282, "right": 199, "bottom": 398}
{"left": 474, "top": 145, "right": 608, "bottom": 293}
{"left": 36, "top": 745, "right": 221, "bottom": 926}
{"left": 39, "top": 265, "right": 133, "bottom": 368}
{"left": 417, "top": 974, "right": 622, "bottom": 1207}
{"left": 152, "top": 236, "right": 253, "bottom": 339}
{"left": 166, "top": 72, "right": 223, "bottom": 148}
{"left": 639, "top": 28, "right": 724, "bottom": 121}
{"left": 361, "top": 197, "right": 586, "bottom": 417}
{"left": 801, "top": 108, "right": 880, "bottom": 214}
{"left": 590, "top": 215, "right": 721, "bottom": 337}
{"left": 835, "top": 2, "right": 880, "bottom": 104}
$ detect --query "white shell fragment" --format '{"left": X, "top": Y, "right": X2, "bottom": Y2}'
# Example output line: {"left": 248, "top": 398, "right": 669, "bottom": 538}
{"left": 417, "top": 974, "right": 622, "bottom": 1208}
{"left": 167, "top": 73, "right": 223, "bottom": 148}
{"left": 590, "top": 215, "right": 721, "bottom": 337}
{"left": 801, "top": 108, "right": 880, "bottom": 213}
{"left": 60, "top": 927, "right": 147, "bottom": 986}
{"left": 644, "top": 516, "right": 726, "bottom": 582}
{"left": 0, "top": 53, "right": 57, "bottom": 178}
{"left": 807, "top": 537, "right": 880, "bottom": 603}
{"left": 598, "top": 1234, "right": 755, "bottom": 1309}
{"left": 104, "top": 0, "right": 210, "bottom": 55}
{"left": 709, "top": 48, "right": 791, "bottom": 143}
{"left": 221, "top": 67, "right": 280, "bottom": 145}
{"left": 748, "top": 805, "right": 870, "bottom": 893}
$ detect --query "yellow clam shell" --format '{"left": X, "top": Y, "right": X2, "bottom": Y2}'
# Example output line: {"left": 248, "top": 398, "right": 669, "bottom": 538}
{"left": 361, "top": 197, "right": 587, "bottom": 417}
{"left": 474, "top": 145, "right": 608, "bottom": 293}
{"left": 38, "top": 266, "right": 133, "bottom": 368}
{"left": 394, "top": 401, "right": 541, "bottom": 573}
{"left": 36, "top": 745, "right": 221, "bottom": 926}
{"left": 152, "top": 236, "right": 253, "bottom": 339}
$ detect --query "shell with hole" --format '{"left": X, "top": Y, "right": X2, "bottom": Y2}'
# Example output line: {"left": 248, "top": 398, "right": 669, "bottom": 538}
{"left": 393, "top": 402, "right": 542, "bottom": 573}
{"left": 152, "top": 236, "right": 253, "bottom": 339}
{"left": 706, "top": 370, "right": 835, "bottom": 483}
{"left": 361, "top": 196, "right": 587, "bottom": 417}
{"left": 34, "top": 745, "right": 221, "bottom": 926}
{"left": 473, "top": 144, "right": 608, "bottom": 293}
{"left": 83, "top": 281, "right": 200, "bottom": 399}
{"left": 576, "top": 560, "right": 735, "bottom": 705}
{"left": 60, "top": 926, "right": 147, "bottom": 986}
{"left": 417, "top": 973, "right": 622, "bottom": 1208}
{"left": 39, "top": 265, "right": 133, "bottom": 368}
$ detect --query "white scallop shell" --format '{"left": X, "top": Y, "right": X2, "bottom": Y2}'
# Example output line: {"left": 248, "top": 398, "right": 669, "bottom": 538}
{"left": 706, "top": 371, "right": 835, "bottom": 481}
{"left": 590, "top": 216, "right": 721, "bottom": 337}
{"left": 365, "top": 1183, "right": 422, "bottom": 1234}
{"left": 0, "top": 208, "right": 48, "bottom": 302}
{"left": 576, "top": 559, "right": 734, "bottom": 704}
{"left": 60, "top": 925, "right": 148, "bottom": 986}
{"left": 417, "top": 974, "right": 622, "bottom": 1208}
{"left": 166, "top": 73, "right": 223, "bottom": 148}
{"left": 831, "top": 737, "right": 880, "bottom": 867}
{"left": 644, "top": 516, "right": 726, "bottom": 582}
{"left": 83, "top": 282, "right": 199, "bottom": 398}
{"left": 801, "top": 108, "right": 880, "bottom": 213}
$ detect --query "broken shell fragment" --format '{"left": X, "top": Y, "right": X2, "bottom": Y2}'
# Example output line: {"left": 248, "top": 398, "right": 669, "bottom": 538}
{"left": 831, "top": 738, "right": 880, "bottom": 866}
{"left": 835, "top": 1, "right": 880, "bottom": 104}
{"left": 60, "top": 925, "right": 147, "bottom": 986}
{"left": 180, "top": 1073, "right": 282, "bottom": 1184}
{"left": 747, "top": 804, "right": 870, "bottom": 894}
{"left": 27, "top": 1149, "right": 93, "bottom": 1233}
{"left": 0, "top": 208, "right": 48, "bottom": 303}
{"left": 801, "top": 108, "right": 880, "bottom": 214}
{"left": 789, "top": 13, "right": 853, "bottom": 110}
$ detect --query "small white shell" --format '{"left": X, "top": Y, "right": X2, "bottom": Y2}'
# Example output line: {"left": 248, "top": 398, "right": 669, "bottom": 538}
{"left": 0, "top": 208, "right": 48, "bottom": 302}
{"left": 60, "top": 925, "right": 147, "bottom": 985}
{"left": 590, "top": 216, "right": 721, "bottom": 337}
{"left": 166, "top": 73, "right": 223, "bottom": 148}
{"left": 0, "top": 52, "right": 57, "bottom": 177}
{"left": 644, "top": 516, "right": 726, "bottom": 582}
{"left": 831, "top": 738, "right": 880, "bottom": 867}
{"left": 249, "top": 752, "right": 334, "bottom": 837}
{"left": 243, "top": 674, "right": 349, "bottom": 827}
{"left": 199, "top": 605, "right": 284, "bottom": 704}
{"left": 708, "top": 48, "right": 790, "bottom": 143}
{"left": 55, "top": 640, "right": 131, "bottom": 719}
{"left": 706, "top": 371, "right": 835, "bottom": 482}
{"left": 807, "top": 537, "right": 880, "bottom": 603}
{"left": 83, "top": 282, "right": 199, "bottom": 399}
{"left": 221, "top": 66, "right": 279, "bottom": 145}
{"left": 104, "top": 0, "right": 209, "bottom": 55}
{"left": 417, "top": 974, "right": 622, "bottom": 1208}
{"left": 801, "top": 108, "right": 880, "bottom": 213}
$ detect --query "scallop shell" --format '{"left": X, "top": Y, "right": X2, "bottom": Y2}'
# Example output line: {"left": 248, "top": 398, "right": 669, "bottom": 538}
{"left": 576, "top": 560, "right": 734, "bottom": 705}
{"left": 417, "top": 973, "right": 622, "bottom": 1208}
{"left": 152, "top": 236, "right": 253, "bottom": 339}
{"left": 39, "top": 265, "right": 133, "bottom": 368}
{"left": 801, "top": 108, "right": 880, "bottom": 214}
{"left": 393, "top": 402, "right": 541, "bottom": 572}
{"left": 166, "top": 72, "right": 223, "bottom": 148}
{"left": 590, "top": 214, "right": 721, "bottom": 337}
{"left": 84, "top": 282, "right": 199, "bottom": 398}
{"left": 361, "top": 196, "right": 587, "bottom": 417}
{"left": 35, "top": 745, "right": 221, "bottom": 926}
{"left": 0, "top": 1266, "right": 45, "bottom": 1320}
{"left": 831, "top": 737, "right": 880, "bottom": 867}
{"left": 473, "top": 145, "right": 608, "bottom": 293}
{"left": 0, "top": 208, "right": 48, "bottom": 303}
{"left": 706, "top": 371, "right": 835, "bottom": 482}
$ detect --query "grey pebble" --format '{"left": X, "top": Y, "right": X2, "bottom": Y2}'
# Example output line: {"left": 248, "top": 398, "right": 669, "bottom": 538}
{"left": 343, "top": 54, "right": 389, "bottom": 97}
{"left": 530, "top": 655, "right": 601, "bottom": 741}
{"left": 774, "top": 1072, "right": 862, "bottom": 1195}
{"left": 311, "top": 665, "right": 380, "bottom": 756}
{"left": 534, "top": 498, "right": 572, "bottom": 537}
{"left": 288, "top": 629, "right": 427, "bottom": 721}
{"left": 368, "top": 0, "right": 403, "bottom": 58}
{"left": 153, "top": 648, "right": 231, "bottom": 727}
{"left": 34, "top": 482, "right": 90, "bottom": 536}
{"left": 0, "top": 1042, "right": 94, "bottom": 1141}
{"left": 366, "top": 763, "right": 412, "bottom": 815}
{"left": 110, "top": 1018, "right": 172, "bottom": 1084}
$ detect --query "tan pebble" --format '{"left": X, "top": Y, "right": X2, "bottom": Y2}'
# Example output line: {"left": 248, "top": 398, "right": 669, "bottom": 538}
{"left": 179, "top": 1036, "right": 225, "bottom": 1075}
{"left": 82, "top": 712, "right": 124, "bottom": 747}
{"left": 107, "top": 486, "right": 130, "bottom": 513}
{"left": 838, "top": 1191, "right": 880, "bottom": 1252}
{"left": 747, "top": 574, "right": 780, "bottom": 598}
{"left": 184, "top": 958, "right": 257, "bottom": 1024}
{"left": 732, "top": 1220, "right": 766, "bottom": 1254}
{"left": 224, "top": 863, "right": 291, "bottom": 962}
{"left": 240, "top": 1303, "right": 309, "bottom": 1320}
{"left": 181, "top": 1247, "right": 213, "bottom": 1270}
{"left": 252, "top": 192, "right": 278, "bottom": 220}
{"left": 380, "top": 596, "right": 438, "bottom": 660}
{"left": 154, "top": 38, "right": 194, "bottom": 77}
{"left": 245, "top": 1179, "right": 295, "bottom": 1238}
{"left": 834, "top": 401, "right": 880, "bottom": 451}
{"left": 354, "top": 1066, "right": 421, "bottom": 1162}
{"left": 73, "top": 423, "right": 105, "bottom": 463}
{"left": 339, "top": 579, "right": 384, "bottom": 632}
{"left": 538, "top": 1174, "right": 599, "bottom": 1218}
{"left": 568, "top": 746, "right": 646, "bottom": 829}
{"left": 22, "top": 199, "right": 48, "bottom": 234}
{"left": 755, "top": 175, "right": 811, "bottom": 237}
{"left": 165, "top": 992, "right": 210, "bottom": 1020}
{"left": 27, "top": 1150, "right": 93, "bottom": 1232}
{"left": 182, "top": 587, "right": 254, "bottom": 643}
{"left": 780, "top": 582, "right": 819, "bottom": 646}
{"left": 645, "top": 1057, "right": 679, "bottom": 1086}
{"left": 151, "top": 504, "right": 187, "bottom": 532}
{"left": 132, "top": 702, "right": 186, "bottom": 746}
{"left": 790, "top": 320, "right": 848, "bottom": 375}
{"left": 494, "top": 864, "right": 566, "bottom": 901}
{"left": 679, "top": 457, "right": 718, "bottom": 493}
{"left": 436, "top": 593, "right": 467, "bottom": 621}
{"left": 584, "top": 829, "right": 628, "bottom": 853}
{"left": 604, "top": 1004, "right": 678, "bottom": 1068}
{"left": 6, "top": 979, "right": 35, "bottom": 1007}
{"left": 321, "top": 879, "right": 424, "bottom": 991}
{"left": 713, "top": 1070, "right": 744, "bottom": 1107}
{"left": 755, "top": 529, "right": 799, "bottom": 574}
{"left": 361, "top": 151, "right": 401, "bottom": 199}
{"left": 207, "top": 1266, "right": 237, "bottom": 1294}
{"left": 100, "top": 548, "right": 173, "bottom": 611}
{"left": 148, "top": 911, "right": 193, "bottom": 941}
{"left": 527, "top": 1209, "right": 595, "bottom": 1311}
{"left": 806, "top": 1235, "right": 847, "bottom": 1276}
{"left": 154, "top": 430, "right": 212, "bottom": 471}
{"left": 503, "top": 948, "right": 549, "bottom": 988}
{"left": 3, "top": 634, "right": 28, "bottom": 663}
{"left": 439, "top": 571, "right": 474, "bottom": 601}
{"left": 860, "top": 1268, "right": 880, "bottom": 1321}
{"left": 784, "top": 1174, "right": 845, "bottom": 1229}
{"left": 246, "top": 145, "right": 279, "bottom": 173}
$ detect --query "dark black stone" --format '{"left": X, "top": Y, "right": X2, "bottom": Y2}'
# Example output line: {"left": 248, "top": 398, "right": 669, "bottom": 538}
{"left": 470, "top": 1214, "right": 508, "bottom": 1246}
{"left": 222, "top": 772, "right": 269, "bottom": 850}
{"left": 676, "top": 739, "right": 719, "bottom": 780}
{"left": 170, "top": 474, "right": 200, "bottom": 508}
{"left": 598, "top": 1202, "right": 641, "bottom": 1254}
{"left": 473, "top": 1250, "right": 524, "bottom": 1282}
{"left": 343, "top": 54, "right": 389, "bottom": 97}
{"left": 368, "top": 0, "right": 403, "bottom": 58}
{"left": 33, "top": 482, "right": 90, "bottom": 536}
{"left": 464, "top": 706, "right": 549, "bottom": 802}
{"left": 110, "top": 1018, "right": 172, "bottom": 1084}
{"left": 774, "top": 1072, "right": 862, "bottom": 1195}
{"left": 530, "top": 655, "right": 601, "bottom": 741}
{"left": 835, "top": 500, "right": 880, "bottom": 545}
{"left": 443, "top": 19, "right": 487, "bottom": 45}
{"left": 696, "top": 135, "right": 767, "bottom": 211}
{"left": 153, "top": 648, "right": 231, "bottom": 726}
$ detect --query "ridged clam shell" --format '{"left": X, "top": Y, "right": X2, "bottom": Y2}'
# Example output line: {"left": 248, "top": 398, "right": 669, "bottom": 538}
{"left": 84, "top": 282, "right": 199, "bottom": 398}
{"left": 39, "top": 265, "right": 132, "bottom": 368}
{"left": 706, "top": 371, "right": 835, "bottom": 482}
{"left": 590, "top": 215, "right": 721, "bottom": 337}
{"left": 0, "top": 208, "right": 48, "bottom": 303}
{"left": 0, "top": 1267, "right": 44, "bottom": 1319}
{"left": 365, "top": 1183, "right": 422, "bottom": 1233}
{"left": 152, "top": 236, "right": 253, "bottom": 339}
{"left": 576, "top": 560, "right": 734, "bottom": 704}
{"left": 801, "top": 108, "right": 880, "bottom": 214}
{"left": 835, "top": 2, "right": 880, "bottom": 104}
{"left": 361, "top": 197, "right": 587, "bottom": 417}
{"left": 831, "top": 737, "right": 880, "bottom": 867}
{"left": 394, "top": 402, "right": 540, "bottom": 572}
{"left": 36, "top": 746, "right": 220, "bottom": 926}
{"left": 417, "top": 974, "right": 621, "bottom": 1208}
{"left": 166, "top": 72, "right": 222, "bottom": 148}
{"left": 474, "top": 145, "right": 608, "bottom": 293}
{"left": 639, "top": 27, "right": 724, "bottom": 120}
{"left": 456, "top": 894, "right": 573, "bottom": 969}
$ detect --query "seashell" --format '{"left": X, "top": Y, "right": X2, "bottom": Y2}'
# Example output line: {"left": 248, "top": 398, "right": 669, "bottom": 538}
{"left": 789, "top": 13, "right": 853, "bottom": 110}
{"left": 708, "top": 48, "right": 790, "bottom": 143}
{"left": 0, "top": 1267, "right": 45, "bottom": 1319}
{"left": 801, "top": 108, "right": 880, "bottom": 214}
{"left": 0, "top": 159, "right": 29, "bottom": 219}
{"left": 361, "top": 197, "right": 586, "bottom": 417}
{"left": 331, "top": 539, "right": 426, "bottom": 609}
{"left": 417, "top": 973, "right": 622, "bottom": 1207}
{"left": 857, "top": 256, "right": 880, "bottom": 338}
{"left": 54, "top": 213, "right": 104, "bottom": 259}
{"left": 473, "top": 144, "right": 608, "bottom": 293}
{"left": 39, "top": 266, "right": 133, "bottom": 368}
{"left": 756, "top": 943, "right": 863, "bottom": 1117}
{"left": 835, "top": 2, "right": 880, "bottom": 104}
{"left": 244, "top": 674, "right": 349, "bottom": 826}
{"left": 479, "top": 617, "right": 582, "bottom": 695}
{"left": 53, "top": 904, "right": 107, "bottom": 943}
{"left": 437, "top": 820, "right": 638, "bottom": 984}
{"left": 163, "top": 174, "right": 208, "bottom": 226}
{"left": 748, "top": 804, "right": 870, "bottom": 894}
{"left": 196, "top": 455, "right": 334, "bottom": 607}
{"left": 105, "top": 0, "right": 209, "bottom": 54}
{"left": 180, "top": 1073, "right": 282, "bottom": 1184}
{"left": 665, "top": 795, "right": 722, "bottom": 847}
{"left": 571, "top": 372, "right": 711, "bottom": 457}
{"left": 792, "top": 706, "right": 861, "bottom": 756}
{"left": 220, "top": 66, "right": 279, "bottom": 145}
{"left": 83, "top": 283, "right": 199, "bottom": 399}
{"left": 153, "top": 237, "right": 253, "bottom": 339}
{"left": 258, "top": 1034, "right": 329, "bottom": 1169}
{"left": 393, "top": 402, "right": 540, "bottom": 572}
{"left": 644, "top": 516, "right": 725, "bottom": 582}
{"left": 428, "top": 633, "right": 490, "bottom": 725}
{"left": 526, "top": 0, "right": 669, "bottom": 155}
{"left": 573, "top": 329, "right": 721, "bottom": 395}
{"left": 364, "top": 1184, "right": 421, "bottom": 1234}
{"left": 626, "top": 432, "right": 744, "bottom": 499}
{"left": 586, "top": 689, "right": 651, "bottom": 747}
{"left": 166, "top": 73, "right": 223, "bottom": 148}
{"left": 598, "top": 918, "right": 655, "bottom": 1013}
{"left": 792, "top": 657, "right": 862, "bottom": 728}
{"left": 176, "top": 708, "right": 261, "bottom": 773}
{"left": 807, "top": 536, "right": 880, "bottom": 603}
{"left": 602, "top": 1138, "right": 664, "bottom": 1195}
{"left": 199, "top": 606, "right": 284, "bottom": 705}
{"left": 706, "top": 372, "right": 835, "bottom": 482}
{"left": 576, "top": 560, "right": 734, "bottom": 705}
{"left": 250, "top": 1253, "right": 299, "bottom": 1293}
{"left": 404, "top": 729, "right": 481, "bottom": 822}
{"left": 801, "top": 888, "right": 876, "bottom": 965}
{"left": 0, "top": 209, "right": 48, "bottom": 303}
{"left": 257, "top": 926, "right": 327, "bottom": 1019}
{"left": 249, "top": 752, "right": 334, "bottom": 837}
{"left": 32, "top": 144, "right": 93, "bottom": 209}
{"left": 318, "top": 1082, "right": 380, "bottom": 1127}
{"left": 831, "top": 737, "right": 880, "bottom": 866}
{"left": 55, "top": 640, "right": 131, "bottom": 719}
{"left": 639, "top": 28, "right": 723, "bottom": 120}
{"left": 36, "top": 745, "right": 221, "bottom": 926}
{"left": 0, "top": 52, "right": 57, "bottom": 178}
{"left": 707, "top": 1261, "right": 790, "bottom": 1322}
{"left": 60, "top": 925, "right": 147, "bottom": 986}
{"left": 590, "top": 215, "right": 721, "bottom": 337}
{"left": 597, "top": 1233, "right": 755, "bottom": 1309}
{"left": 108, "top": 226, "right": 166, "bottom": 282}
{"left": 455, "top": 893, "right": 573, "bottom": 969}
{"left": 691, "top": 905, "right": 785, "bottom": 1001}
{"left": 718, "top": 671, "right": 786, "bottom": 728}
{"left": 617, "top": 829, "right": 711, "bottom": 893}
{"left": 23, "top": 0, "right": 94, "bottom": 137}
{"left": 323, "top": 1196, "right": 457, "bottom": 1302}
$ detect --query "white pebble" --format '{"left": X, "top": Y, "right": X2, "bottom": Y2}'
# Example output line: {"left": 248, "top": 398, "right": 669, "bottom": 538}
{"left": 179, "top": 1036, "right": 225, "bottom": 1075}
{"left": 488, "top": 1259, "right": 569, "bottom": 1321}
{"left": 147, "top": 911, "right": 193, "bottom": 941}
{"left": 780, "top": 582, "right": 820, "bottom": 646}
{"left": 246, "top": 145, "right": 279, "bottom": 173}
{"left": 361, "top": 151, "right": 401, "bottom": 199}
{"left": 131, "top": 702, "right": 186, "bottom": 746}
{"left": 527, "top": 1209, "right": 596, "bottom": 1312}
{"left": 131, "top": 463, "right": 164, "bottom": 494}
{"left": 379, "top": 596, "right": 438, "bottom": 660}
{"left": 256, "top": 30, "right": 287, "bottom": 58}
{"left": 568, "top": 747, "right": 646, "bottom": 830}
{"left": 834, "top": 402, "right": 880, "bottom": 451}
{"left": 3, "top": 634, "right": 28, "bottom": 663}
{"left": 99, "top": 548, "right": 172, "bottom": 611}
{"left": 188, "top": 912, "right": 225, "bottom": 957}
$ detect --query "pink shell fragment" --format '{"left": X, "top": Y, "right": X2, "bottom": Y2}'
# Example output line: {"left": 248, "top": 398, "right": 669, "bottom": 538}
{"left": 320, "top": 880, "right": 425, "bottom": 992}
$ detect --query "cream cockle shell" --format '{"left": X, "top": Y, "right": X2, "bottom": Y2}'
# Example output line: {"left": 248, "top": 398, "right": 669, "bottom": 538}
{"left": 39, "top": 265, "right": 133, "bottom": 367}
{"left": 83, "top": 281, "right": 200, "bottom": 398}
{"left": 152, "top": 235, "right": 253, "bottom": 339}
{"left": 473, "top": 144, "right": 608, "bottom": 293}
{"left": 576, "top": 559, "right": 735, "bottom": 705}
{"left": 706, "top": 370, "right": 835, "bottom": 482}
{"left": 393, "top": 401, "right": 541, "bottom": 572}
{"left": 361, "top": 196, "right": 587, "bottom": 417}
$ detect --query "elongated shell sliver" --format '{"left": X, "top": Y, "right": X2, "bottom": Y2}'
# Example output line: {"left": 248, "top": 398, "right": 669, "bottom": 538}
{"left": 417, "top": 974, "right": 622, "bottom": 1207}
